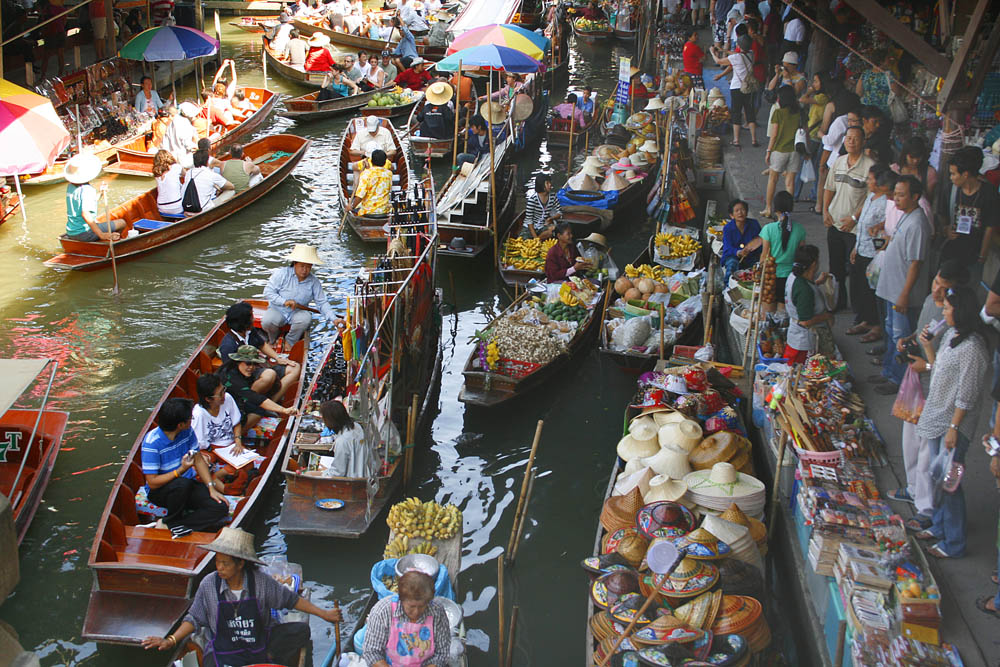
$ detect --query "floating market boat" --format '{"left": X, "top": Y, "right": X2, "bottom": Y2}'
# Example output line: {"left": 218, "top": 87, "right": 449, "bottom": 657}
{"left": 82, "top": 299, "right": 307, "bottom": 645}
{"left": 279, "top": 85, "right": 393, "bottom": 122}
{"left": 228, "top": 15, "right": 278, "bottom": 32}
{"left": 458, "top": 278, "right": 607, "bottom": 407}
{"left": 106, "top": 87, "right": 278, "bottom": 176}
{"left": 45, "top": 134, "right": 309, "bottom": 271}
{"left": 436, "top": 158, "right": 518, "bottom": 259}
{"left": 0, "top": 359, "right": 68, "bottom": 545}
{"left": 337, "top": 117, "right": 414, "bottom": 244}
{"left": 361, "top": 90, "right": 423, "bottom": 120}
{"left": 290, "top": 18, "right": 447, "bottom": 58}
{"left": 496, "top": 209, "right": 606, "bottom": 287}
{"left": 261, "top": 37, "right": 333, "bottom": 88}
{"left": 546, "top": 102, "right": 603, "bottom": 148}
{"left": 279, "top": 189, "right": 442, "bottom": 538}
{"left": 571, "top": 19, "right": 613, "bottom": 44}
{"left": 406, "top": 94, "right": 478, "bottom": 160}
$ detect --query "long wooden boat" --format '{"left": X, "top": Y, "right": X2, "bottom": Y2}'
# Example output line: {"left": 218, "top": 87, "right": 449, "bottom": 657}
{"left": 279, "top": 85, "right": 392, "bottom": 122}
{"left": 571, "top": 21, "right": 613, "bottom": 43}
{"left": 17, "top": 127, "right": 149, "bottom": 186}
{"left": 614, "top": 27, "right": 637, "bottom": 41}
{"left": 0, "top": 359, "right": 68, "bottom": 545}
{"left": 585, "top": 453, "right": 621, "bottom": 665}
{"left": 458, "top": 281, "right": 607, "bottom": 407}
{"left": 546, "top": 104, "right": 603, "bottom": 148}
{"left": 406, "top": 94, "right": 478, "bottom": 160}
{"left": 228, "top": 15, "right": 278, "bottom": 32}
{"left": 337, "top": 117, "right": 413, "bottom": 244}
{"left": 290, "top": 18, "right": 446, "bottom": 58}
{"left": 437, "top": 162, "right": 518, "bottom": 259}
{"left": 106, "top": 87, "right": 278, "bottom": 177}
{"left": 45, "top": 134, "right": 310, "bottom": 271}
{"left": 279, "top": 194, "right": 441, "bottom": 538}
{"left": 261, "top": 36, "right": 333, "bottom": 88}
{"left": 497, "top": 209, "right": 606, "bottom": 287}
{"left": 82, "top": 300, "right": 307, "bottom": 645}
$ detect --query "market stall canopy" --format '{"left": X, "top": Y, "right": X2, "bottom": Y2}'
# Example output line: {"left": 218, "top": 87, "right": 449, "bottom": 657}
{"left": 435, "top": 45, "right": 543, "bottom": 73}
{"left": 446, "top": 24, "right": 550, "bottom": 60}
{"left": 0, "top": 359, "right": 51, "bottom": 417}
{"left": 120, "top": 25, "right": 220, "bottom": 61}
{"left": 447, "top": 0, "right": 521, "bottom": 38}
{"left": 0, "top": 80, "right": 71, "bottom": 176}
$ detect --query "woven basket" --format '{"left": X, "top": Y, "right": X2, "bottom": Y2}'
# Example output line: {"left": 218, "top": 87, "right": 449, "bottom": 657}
{"left": 696, "top": 135, "right": 723, "bottom": 167}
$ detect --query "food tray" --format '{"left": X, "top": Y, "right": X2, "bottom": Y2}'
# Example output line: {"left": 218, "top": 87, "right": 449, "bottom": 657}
{"left": 496, "top": 357, "right": 542, "bottom": 379}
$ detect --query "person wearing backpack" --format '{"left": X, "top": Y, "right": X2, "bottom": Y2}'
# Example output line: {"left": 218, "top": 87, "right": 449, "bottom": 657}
{"left": 710, "top": 34, "right": 760, "bottom": 148}
{"left": 183, "top": 149, "right": 234, "bottom": 216}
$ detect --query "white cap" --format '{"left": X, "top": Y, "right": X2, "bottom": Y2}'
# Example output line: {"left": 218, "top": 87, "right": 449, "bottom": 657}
{"left": 782, "top": 51, "right": 799, "bottom": 65}
{"left": 411, "top": 57, "right": 425, "bottom": 66}
{"left": 179, "top": 102, "right": 199, "bottom": 118}
{"left": 365, "top": 115, "right": 380, "bottom": 132}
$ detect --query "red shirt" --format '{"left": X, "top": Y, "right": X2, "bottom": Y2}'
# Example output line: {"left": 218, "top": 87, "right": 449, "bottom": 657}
{"left": 304, "top": 47, "right": 336, "bottom": 72}
{"left": 544, "top": 242, "right": 581, "bottom": 282}
{"left": 750, "top": 40, "right": 766, "bottom": 83}
{"left": 683, "top": 41, "right": 704, "bottom": 75}
{"left": 394, "top": 68, "right": 431, "bottom": 90}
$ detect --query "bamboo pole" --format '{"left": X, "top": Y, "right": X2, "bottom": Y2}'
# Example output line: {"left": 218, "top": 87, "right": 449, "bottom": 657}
{"left": 103, "top": 190, "right": 120, "bottom": 295}
{"left": 658, "top": 304, "right": 665, "bottom": 359}
{"left": 487, "top": 75, "right": 499, "bottom": 262}
{"left": 509, "top": 469, "right": 535, "bottom": 563}
{"left": 504, "top": 605, "right": 519, "bottom": 667}
{"left": 599, "top": 589, "right": 659, "bottom": 665}
{"left": 214, "top": 10, "right": 223, "bottom": 70}
{"left": 451, "top": 60, "right": 462, "bottom": 170}
{"left": 506, "top": 420, "right": 544, "bottom": 561}
{"left": 403, "top": 403, "right": 414, "bottom": 485}
{"left": 703, "top": 293, "right": 714, "bottom": 346}
{"left": 497, "top": 555, "right": 506, "bottom": 666}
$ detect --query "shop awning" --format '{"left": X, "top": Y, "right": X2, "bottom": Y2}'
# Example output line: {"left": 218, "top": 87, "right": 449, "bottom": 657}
{"left": 0, "top": 359, "right": 51, "bottom": 417}
{"left": 448, "top": 0, "right": 521, "bottom": 39}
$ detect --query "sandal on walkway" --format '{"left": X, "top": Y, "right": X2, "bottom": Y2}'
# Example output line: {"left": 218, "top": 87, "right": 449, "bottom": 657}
{"left": 914, "top": 528, "right": 936, "bottom": 540}
{"left": 976, "top": 596, "right": 1000, "bottom": 619}
{"left": 926, "top": 544, "right": 953, "bottom": 558}
{"left": 859, "top": 331, "right": 883, "bottom": 343}
{"left": 886, "top": 488, "right": 914, "bottom": 504}
{"left": 730, "top": 140, "right": 741, "bottom": 147}
{"left": 846, "top": 323, "right": 870, "bottom": 335}
{"left": 752, "top": 140, "right": 760, "bottom": 147}
{"left": 905, "top": 517, "right": 931, "bottom": 532}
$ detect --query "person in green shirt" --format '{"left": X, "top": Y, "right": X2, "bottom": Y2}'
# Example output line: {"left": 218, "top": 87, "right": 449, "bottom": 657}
{"left": 744, "top": 191, "right": 805, "bottom": 312}
{"left": 63, "top": 153, "right": 126, "bottom": 242}
{"left": 761, "top": 85, "right": 802, "bottom": 219}
{"left": 220, "top": 144, "right": 262, "bottom": 194}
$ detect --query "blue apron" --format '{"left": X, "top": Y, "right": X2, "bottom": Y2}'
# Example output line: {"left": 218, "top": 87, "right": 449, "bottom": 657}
{"left": 209, "top": 572, "right": 270, "bottom": 667}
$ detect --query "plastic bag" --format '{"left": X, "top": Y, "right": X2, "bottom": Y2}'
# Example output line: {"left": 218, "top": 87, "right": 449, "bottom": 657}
{"left": 891, "top": 367, "right": 925, "bottom": 424}
{"left": 612, "top": 316, "right": 652, "bottom": 350}
{"left": 929, "top": 444, "right": 955, "bottom": 505}
{"left": 800, "top": 157, "right": 816, "bottom": 183}
{"left": 866, "top": 250, "right": 885, "bottom": 289}
{"left": 370, "top": 558, "right": 455, "bottom": 601}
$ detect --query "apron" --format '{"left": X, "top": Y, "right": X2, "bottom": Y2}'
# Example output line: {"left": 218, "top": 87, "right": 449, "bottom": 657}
{"left": 210, "top": 572, "right": 270, "bottom": 667}
{"left": 386, "top": 600, "right": 436, "bottom": 666}
{"left": 785, "top": 273, "right": 832, "bottom": 356}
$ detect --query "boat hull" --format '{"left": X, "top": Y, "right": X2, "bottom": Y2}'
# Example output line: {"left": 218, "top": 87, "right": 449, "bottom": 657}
{"left": 291, "top": 19, "right": 445, "bottom": 58}
{"left": 279, "top": 86, "right": 391, "bottom": 121}
{"left": 0, "top": 409, "right": 68, "bottom": 544}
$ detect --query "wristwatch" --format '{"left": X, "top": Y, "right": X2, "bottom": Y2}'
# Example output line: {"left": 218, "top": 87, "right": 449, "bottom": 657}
{"left": 949, "top": 423, "right": 959, "bottom": 430}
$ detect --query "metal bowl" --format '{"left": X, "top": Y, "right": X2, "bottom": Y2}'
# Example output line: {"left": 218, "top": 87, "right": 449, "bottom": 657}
{"left": 434, "top": 596, "right": 463, "bottom": 631}
{"left": 394, "top": 553, "right": 440, "bottom": 580}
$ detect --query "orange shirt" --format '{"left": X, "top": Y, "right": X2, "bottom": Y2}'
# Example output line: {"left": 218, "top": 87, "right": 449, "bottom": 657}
{"left": 450, "top": 73, "right": 473, "bottom": 103}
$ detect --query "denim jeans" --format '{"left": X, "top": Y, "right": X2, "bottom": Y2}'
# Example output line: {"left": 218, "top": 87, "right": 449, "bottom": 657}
{"left": 928, "top": 432, "right": 969, "bottom": 557}
{"left": 722, "top": 255, "right": 740, "bottom": 284}
{"left": 881, "top": 300, "right": 920, "bottom": 386}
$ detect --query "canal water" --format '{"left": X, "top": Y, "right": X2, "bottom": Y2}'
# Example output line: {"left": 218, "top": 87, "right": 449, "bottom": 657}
{"left": 0, "top": 26, "right": 657, "bottom": 665}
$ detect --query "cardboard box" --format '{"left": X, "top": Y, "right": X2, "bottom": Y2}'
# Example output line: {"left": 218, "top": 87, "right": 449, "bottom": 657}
{"left": 696, "top": 167, "right": 725, "bottom": 190}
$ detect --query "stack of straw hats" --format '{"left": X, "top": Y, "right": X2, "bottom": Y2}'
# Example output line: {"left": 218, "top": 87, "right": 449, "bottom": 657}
{"left": 672, "top": 589, "right": 723, "bottom": 630}
{"left": 670, "top": 527, "right": 731, "bottom": 560}
{"left": 710, "top": 595, "right": 771, "bottom": 654}
{"left": 720, "top": 503, "right": 768, "bottom": 556}
{"left": 701, "top": 514, "right": 764, "bottom": 572}
{"left": 600, "top": 487, "right": 645, "bottom": 533}
{"left": 683, "top": 462, "right": 766, "bottom": 518}
{"left": 688, "top": 431, "right": 753, "bottom": 475}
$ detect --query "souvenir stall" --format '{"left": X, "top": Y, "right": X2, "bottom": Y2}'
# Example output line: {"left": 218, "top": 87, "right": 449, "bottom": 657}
{"left": 19, "top": 58, "right": 151, "bottom": 185}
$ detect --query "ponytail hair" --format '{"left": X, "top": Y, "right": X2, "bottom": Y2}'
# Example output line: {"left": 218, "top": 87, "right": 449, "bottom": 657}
{"left": 772, "top": 191, "right": 794, "bottom": 252}
{"left": 791, "top": 244, "right": 819, "bottom": 277}
{"left": 945, "top": 286, "right": 988, "bottom": 350}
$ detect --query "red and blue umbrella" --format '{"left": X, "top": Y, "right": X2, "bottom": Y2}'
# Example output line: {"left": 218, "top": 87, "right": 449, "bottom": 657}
{"left": 119, "top": 25, "right": 219, "bottom": 61}
{"left": 434, "top": 45, "right": 543, "bottom": 73}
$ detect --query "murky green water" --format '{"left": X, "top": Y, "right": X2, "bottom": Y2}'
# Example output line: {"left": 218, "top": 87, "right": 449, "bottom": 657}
{"left": 0, "top": 26, "right": 654, "bottom": 665}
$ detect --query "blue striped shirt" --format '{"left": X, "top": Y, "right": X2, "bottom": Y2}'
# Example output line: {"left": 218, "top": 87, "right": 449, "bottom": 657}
{"left": 141, "top": 427, "right": 198, "bottom": 478}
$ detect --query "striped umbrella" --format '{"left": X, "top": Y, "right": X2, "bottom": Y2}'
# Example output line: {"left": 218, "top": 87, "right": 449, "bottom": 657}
{"left": 446, "top": 24, "right": 550, "bottom": 61}
{"left": 434, "top": 45, "right": 543, "bottom": 73}
{"left": 119, "top": 25, "right": 219, "bottom": 61}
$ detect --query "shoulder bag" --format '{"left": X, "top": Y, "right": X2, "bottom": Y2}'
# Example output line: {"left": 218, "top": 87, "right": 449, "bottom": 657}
{"left": 738, "top": 54, "right": 760, "bottom": 94}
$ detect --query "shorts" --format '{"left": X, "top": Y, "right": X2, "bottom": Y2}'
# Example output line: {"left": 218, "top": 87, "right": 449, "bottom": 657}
{"left": 689, "top": 0, "right": 707, "bottom": 9}
{"left": 66, "top": 220, "right": 114, "bottom": 242}
{"left": 729, "top": 89, "right": 756, "bottom": 125}
{"left": 250, "top": 363, "right": 287, "bottom": 393}
{"left": 399, "top": 55, "right": 414, "bottom": 69}
{"left": 92, "top": 16, "right": 107, "bottom": 40}
{"left": 769, "top": 150, "right": 801, "bottom": 174}
{"left": 714, "top": 20, "right": 727, "bottom": 44}
{"left": 782, "top": 344, "right": 808, "bottom": 364}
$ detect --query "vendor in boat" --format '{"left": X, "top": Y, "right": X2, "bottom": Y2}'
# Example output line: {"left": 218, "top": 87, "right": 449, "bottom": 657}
{"left": 720, "top": 197, "right": 762, "bottom": 282}
{"left": 139, "top": 397, "right": 229, "bottom": 538}
{"left": 552, "top": 92, "right": 586, "bottom": 127}
{"left": 455, "top": 115, "right": 489, "bottom": 169}
{"left": 142, "top": 527, "right": 342, "bottom": 665}
{"left": 545, "top": 222, "right": 593, "bottom": 282}
{"left": 394, "top": 57, "right": 432, "bottom": 91}
{"left": 352, "top": 115, "right": 396, "bottom": 157}
{"left": 304, "top": 33, "right": 338, "bottom": 72}
{"left": 576, "top": 86, "right": 595, "bottom": 116}
{"left": 318, "top": 68, "right": 360, "bottom": 101}
{"left": 318, "top": 400, "right": 372, "bottom": 477}
{"left": 426, "top": 10, "right": 450, "bottom": 46}
{"left": 221, "top": 345, "right": 301, "bottom": 429}
{"left": 580, "top": 0, "right": 604, "bottom": 20}
{"left": 390, "top": 17, "right": 418, "bottom": 71}
{"left": 134, "top": 75, "right": 167, "bottom": 114}
{"left": 346, "top": 149, "right": 393, "bottom": 216}
{"left": 262, "top": 244, "right": 345, "bottom": 347}
{"left": 415, "top": 82, "right": 455, "bottom": 140}
{"left": 219, "top": 300, "right": 301, "bottom": 399}
{"left": 63, "top": 154, "right": 126, "bottom": 243}
{"left": 283, "top": 28, "right": 308, "bottom": 66}
{"left": 362, "top": 571, "right": 451, "bottom": 667}
{"left": 631, "top": 72, "right": 656, "bottom": 99}
{"left": 523, "top": 173, "right": 562, "bottom": 240}
{"left": 163, "top": 102, "right": 200, "bottom": 168}
{"left": 480, "top": 72, "right": 523, "bottom": 105}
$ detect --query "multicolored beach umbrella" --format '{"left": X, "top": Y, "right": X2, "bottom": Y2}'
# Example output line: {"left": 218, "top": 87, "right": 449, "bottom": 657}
{"left": 446, "top": 24, "right": 550, "bottom": 61}
{"left": 434, "top": 45, "right": 543, "bottom": 73}
{"left": 0, "top": 79, "right": 71, "bottom": 177}
{"left": 120, "top": 25, "right": 219, "bottom": 61}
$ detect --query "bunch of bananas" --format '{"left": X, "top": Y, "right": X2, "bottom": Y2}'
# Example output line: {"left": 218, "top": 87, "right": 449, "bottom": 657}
{"left": 384, "top": 534, "right": 439, "bottom": 559}
{"left": 655, "top": 233, "right": 702, "bottom": 259}
{"left": 559, "top": 282, "right": 581, "bottom": 306}
{"left": 387, "top": 497, "right": 463, "bottom": 540}
{"left": 624, "top": 263, "right": 673, "bottom": 280}
{"left": 485, "top": 340, "right": 500, "bottom": 369}
{"left": 502, "top": 237, "right": 556, "bottom": 273}
{"left": 381, "top": 576, "right": 398, "bottom": 593}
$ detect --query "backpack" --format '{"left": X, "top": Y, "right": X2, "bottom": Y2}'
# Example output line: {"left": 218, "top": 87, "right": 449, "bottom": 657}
{"left": 182, "top": 170, "right": 202, "bottom": 213}
{"left": 738, "top": 54, "right": 760, "bottom": 94}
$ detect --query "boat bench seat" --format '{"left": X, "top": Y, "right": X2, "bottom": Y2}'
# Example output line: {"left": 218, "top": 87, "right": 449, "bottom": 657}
{"left": 133, "top": 219, "right": 175, "bottom": 233}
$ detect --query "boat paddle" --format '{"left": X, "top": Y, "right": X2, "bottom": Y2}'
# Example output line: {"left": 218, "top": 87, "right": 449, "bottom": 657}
{"left": 102, "top": 186, "right": 121, "bottom": 295}
{"left": 319, "top": 599, "right": 342, "bottom": 667}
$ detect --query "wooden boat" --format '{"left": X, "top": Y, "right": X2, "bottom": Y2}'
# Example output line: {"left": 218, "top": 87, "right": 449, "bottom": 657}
{"left": 406, "top": 94, "right": 478, "bottom": 160}
{"left": 279, "top": 85, "right": 392, "bottom": 122}
{"left": 337, "top": 117, "right": 413, "bottom": 244}
{"left": 613, "top": 27, "right": 637, "bottom": 41}
{"left": 361, "top": 93, "right": 422, "bottom": 120}
{"left": 497, "top": 208, "right": 606, "bottom": 287}
{"left": 571, "top": 20, "right": 613, "bottom": 44}
{"left": 45, "top": 134, "right": 309, "bottom": 271}
{"left": 261, "top": 36, "right": 332, "bottom": 88}
{"left": 437, "top": 162, "right": 518, "bottom": 259}
{"left": 0, "top": 193, "right": 21, "bottom": 226}
{"left": 0, "top": 359, "right": 68, "bottom": 544}
{"left": 597, "top": 242, "right": 704, "bottom": 372}
{"left": 546, "top": 105, "right": 602, "bottom": 148}
{"left": 279, "top": 195, "right": 441, "bottom": 538}
{"left": 290, "top": 18, "right": 446, "bottom": 58}
{"left": 458, "top": 281, "right": 607, "bottom": 407}
{"left": 106, "top": 87, "right": 278, "bottom": 177}
{"left": 228, "top": 15, "right": 278, "bottom": 32}
{"left": 82, "top": 300, "right": 307, "bottom": 645}
{"left": 585, "top": 453, "right": 621, "bottom": 665}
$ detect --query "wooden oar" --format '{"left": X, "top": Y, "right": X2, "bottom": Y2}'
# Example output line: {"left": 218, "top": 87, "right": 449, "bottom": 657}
{"left": 103, "top": 189, "right": 120, "bottom": 295}
{"left": 506, "top": 420, "right": 543, "bottom": 564}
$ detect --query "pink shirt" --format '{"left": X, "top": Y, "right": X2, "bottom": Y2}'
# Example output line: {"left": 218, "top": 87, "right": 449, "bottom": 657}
{"left": 884, "top": 196, "right": 932, "bottom": 237}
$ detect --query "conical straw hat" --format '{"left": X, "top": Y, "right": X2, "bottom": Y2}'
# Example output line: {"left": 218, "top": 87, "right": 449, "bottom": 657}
{"left": 601, "top": 171, "right": 629, "bottom": 191}
{"left": 617, "top": 433, "right": 659, "bottom": 462}
{"left": 641, "top": 446, "right": 691, "bottom": 480}
{"left": 644, "top": 474, "right": 688, "bottom": 503}
{"left": 198, "top": 527, "right": 264, "bottom": 564}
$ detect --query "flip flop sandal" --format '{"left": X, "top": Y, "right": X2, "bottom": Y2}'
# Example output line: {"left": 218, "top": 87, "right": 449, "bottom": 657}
{"left": 914, "top": 528, "right": 936, "bottom": 540}
{"left": 976, "top": 596, "right": 1000, "bottom": 618}
{"left": 752, "top": 141, "right": 760, "bottom": 147}
{"left": 859, "top": 332, "right": 883, "bottom": 343}
{"left": 926, "top": 544, "right": 952, "bottom": 558}
{"left": 904, "top": 517, "right": 931, "bottom": 532}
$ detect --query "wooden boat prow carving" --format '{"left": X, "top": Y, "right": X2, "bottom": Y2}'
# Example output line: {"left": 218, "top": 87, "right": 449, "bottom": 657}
{"left": 82, "top": 300, "right": 306, "bottom": 645}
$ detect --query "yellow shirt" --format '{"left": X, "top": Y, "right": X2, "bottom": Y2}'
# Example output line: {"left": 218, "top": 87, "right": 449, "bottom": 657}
{"left": 355, "top": 165, "right": 392, "bottom": 216}
{"left": 807, "top": 92, "right": 829, "bottom": 140}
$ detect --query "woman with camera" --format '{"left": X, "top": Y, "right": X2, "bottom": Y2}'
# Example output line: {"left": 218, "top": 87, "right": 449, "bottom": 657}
{"left": 911, "top": 286, "right": 991, "bottom": 559}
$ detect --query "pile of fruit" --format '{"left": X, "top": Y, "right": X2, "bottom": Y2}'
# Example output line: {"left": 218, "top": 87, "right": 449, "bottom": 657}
{"left": 386, "top": 498, "right": 463, "bottom": 540}
{"left": 502, "top": 236, "right": 556, "bottom": 273}
{"left": 575, "top": 17, "right": 610, "bottom": 31}
{"left": 381, "top": 575, "right": 398, "bottom": 593}
{"left": 384, "top": 534, "right": 439, "bottom": 559}
{"left": 487, "top": 309, "right": 570, "bottom": 363}
{"left": 367, "top": 87, "right": 418, "bottom": 108}
{"left": 662, "top": 72, "right": 693, "bottom": 97}
{"left": 614, "top": 273, "right": 669, "bottom": 302}
{"left": 624, "top": 263, "right": 673, "bottom": 281}
{"left": 655, "top": 232, "right": 701, "bottom": 259}
{"left": 538, "top": 301, "right": 588, "bottom": 323}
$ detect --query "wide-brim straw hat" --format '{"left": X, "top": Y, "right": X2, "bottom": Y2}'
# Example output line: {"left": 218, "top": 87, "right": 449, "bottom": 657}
{"left": 684, "top": 464, "right": 765, "bottom": 514}
{"left": 611, "top": 159, "right": 633, "bottom": 171}
{"left": 600, "top": 486, "right": 644, "bottom": 532}
{"left": 286, "top": 243, "right": 324, "bottom": 265}
{"left": 707, "top": 87, "right": 725, "bottom": 100}
{"left": 651, "top": 556, "right": 719, "bottom": 598}
{"left": 644, "top": 96, "right": 665, "bottom": 111}
{"left": 601, "top": 171, "right": 629, "bottom": 191}
{"left": 614, "top": 466, "right": 653, "bottom": 499}
{"left": 671, "top": 527, "right": 732, "bottom": 560}
{"left": 199, "top": 527, "right": 264, "bottom": 564}
{"left": 625, "top": 169, "right": 644, "bottom": 183}
{"left": 640, "top": 139, "right": 659, "bottom": 153}
{"left": 566, "top": 173, "right": 599, "bottom": 191}
{"left": 65, "top": 153, "right": 103, "bottom": 185}
{"left": 425, "top": 80, "right": 454, "bottom": 105}
{"left": 583, "top": 155, "right": 605, "bottom": 170}
{"left": 482, "top": 101, "right": 507, "bottom": 125}
{"left": 581, "top": 232, "right": 608, "bottom": 248}
{"left": 673, "top": 590, "right": 724, "bottom": 632}
{"left": 595, "top": 144, "right": 624, "bottom": 162}
{"left": 641, "top": 446, "right": 691, "bottom": 480}
{"left": 636, "top": 501, "right": 697, "bottom": 540}
{"left": 307, "top": 33, "right": 330, "bottom": 47}
{"left": 658, "top": 420, "right": 702, "bottom": 452}
{"left": 582, "top": 163, "right": 605, "bottom": 178}
{"left": 711, "top": 595, "right": 763, "bottom": 636}
{"left": 644, "top": 474, "right": 688, "bottom": 503}
{"left": 629, "top": 152, "right": 650, "bottom": 167}
{"left": 617, "top": 433, "right": 658, "bottom": 462}
{"left": 631, "top": 614, "right": 705, "bottom": 647}
{"left": 688, "top": 431, "right": 743, "bottom": 470}
{"left": 629, "top": 415, "right": 658, "bottom": 441}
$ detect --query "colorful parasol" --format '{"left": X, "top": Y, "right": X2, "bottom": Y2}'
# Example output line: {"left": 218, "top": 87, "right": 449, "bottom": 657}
{"left": 446, "top": 24, "right": 550, "bottom": 60}
{"left": 0, "top": 79, "right": 71, "bottom": 177}
{"left": 119, "top": 25, "right": 219, "bottom": 61}
{"left": 434, "top": 44, "right": 543, "bottom": 73}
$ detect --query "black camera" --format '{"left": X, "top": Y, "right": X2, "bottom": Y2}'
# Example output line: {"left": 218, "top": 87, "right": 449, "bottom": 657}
{"left": 895, "top": 339, "right": 922, "bottom": 365}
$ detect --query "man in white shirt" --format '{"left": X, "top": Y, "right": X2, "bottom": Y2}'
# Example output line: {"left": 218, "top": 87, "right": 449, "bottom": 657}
{"left": 163, "top": 102, "right": 200, "bottom": 168}
{"left": 399, "top": 0, "right": 428, "bottom": 33}
{"left": 270, "top": 15, "right": 294, "bottom": 52}
{"left": 350, "top": 115, "right": 396, "bottom": 157}
{"left": 782, "top": 15, "right": 805, "bottom": 63}
{"left": 186, "top": 149, "right": 235, "bottom": 215}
